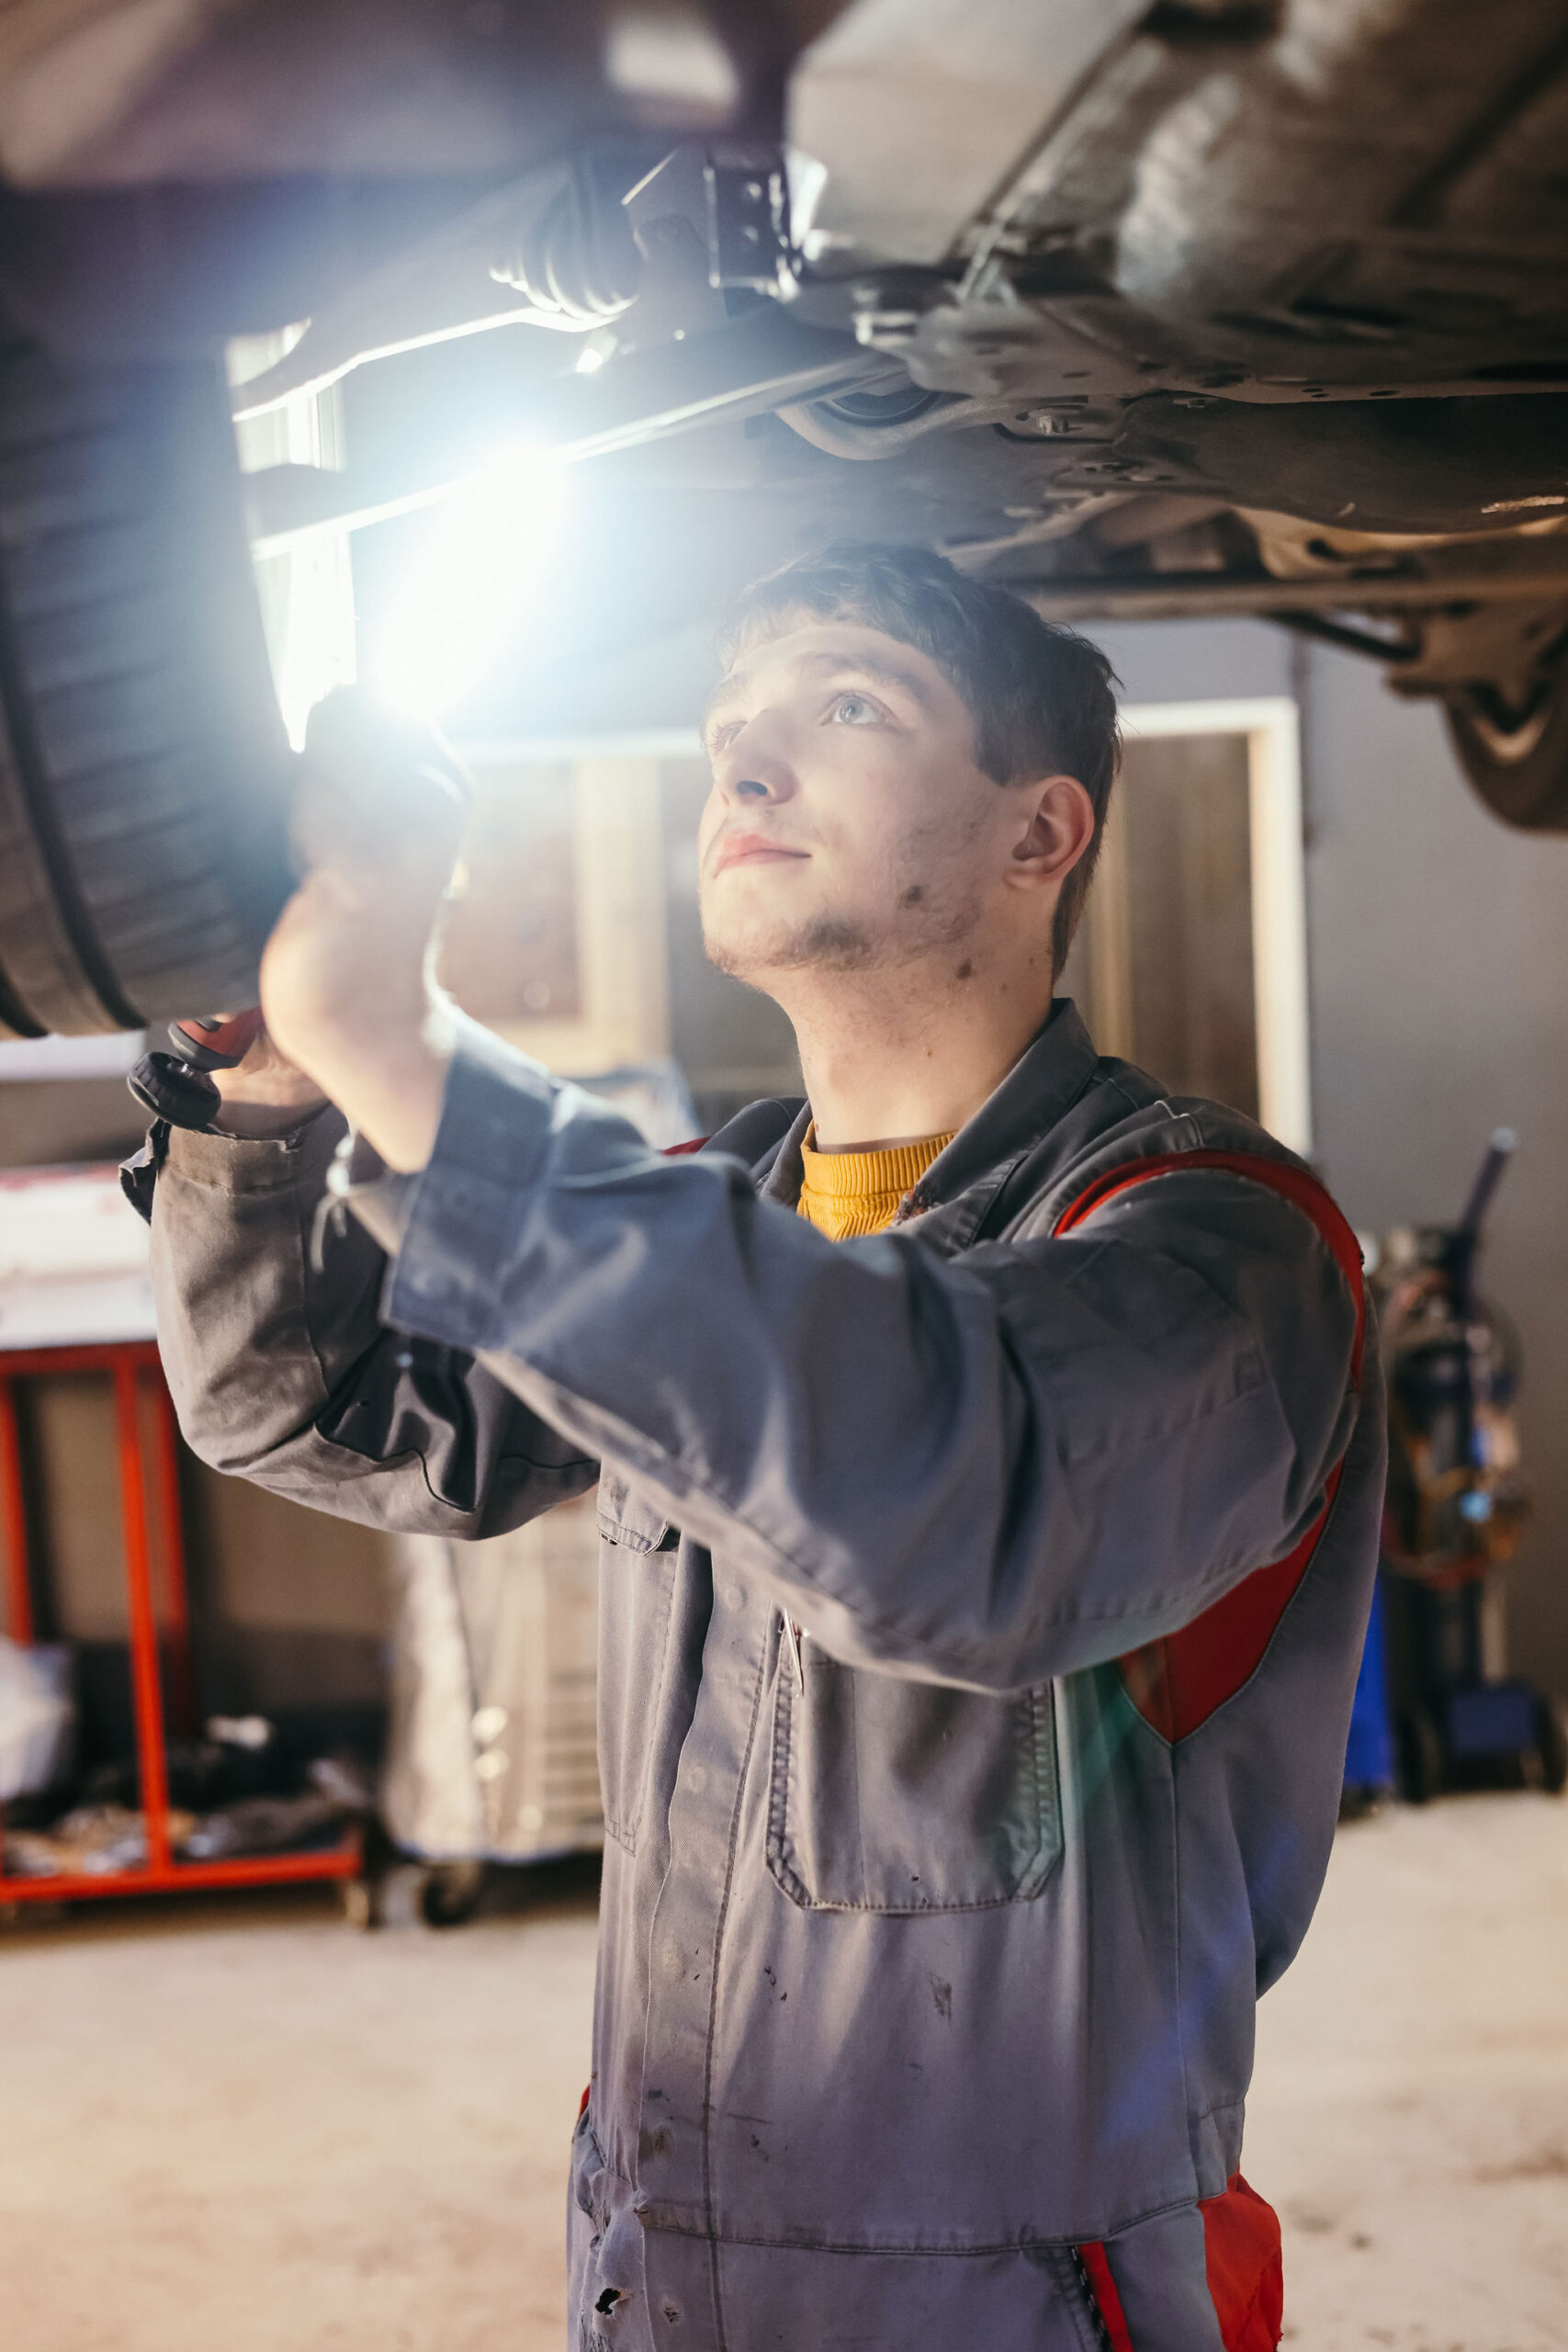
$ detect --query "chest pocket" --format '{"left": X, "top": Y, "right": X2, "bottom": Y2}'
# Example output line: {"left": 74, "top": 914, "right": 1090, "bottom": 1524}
{"left": 766, "top": 1634, "right": 1063, "bottom": 1912}
{"left": 595, "top": 1473, "right": 676, "bottom": 1854}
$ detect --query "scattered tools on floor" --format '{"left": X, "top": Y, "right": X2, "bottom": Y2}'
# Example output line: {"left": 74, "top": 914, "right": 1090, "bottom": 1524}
{"left": 2, "top": 1714, "right": 374, "bottom": 1883}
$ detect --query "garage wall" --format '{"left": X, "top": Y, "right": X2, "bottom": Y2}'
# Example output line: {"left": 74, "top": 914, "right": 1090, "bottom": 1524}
{"left": 0, "top": 1077, "right": 147, "bottom": 1169}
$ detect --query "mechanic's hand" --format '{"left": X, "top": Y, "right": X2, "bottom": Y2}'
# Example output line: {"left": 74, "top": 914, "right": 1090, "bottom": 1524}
{"left": 257, "top": 687, "right": 470, "bottom": 1171}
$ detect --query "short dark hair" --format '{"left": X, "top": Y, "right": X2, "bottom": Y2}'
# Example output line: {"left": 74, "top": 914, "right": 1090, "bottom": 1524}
{"left": 717, "top": 541, "right": 1121, "bottom": 970}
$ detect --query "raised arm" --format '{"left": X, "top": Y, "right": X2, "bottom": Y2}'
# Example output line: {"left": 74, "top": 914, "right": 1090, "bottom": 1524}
{"left": 220, "top": 684, "right": 1364, "bottom": 1673}
{"left": 141, "top": 1103, "right": 597, "bottom": 1536}
{"left": 352, "top": 1024, "right": 1366, "bottom": 1689}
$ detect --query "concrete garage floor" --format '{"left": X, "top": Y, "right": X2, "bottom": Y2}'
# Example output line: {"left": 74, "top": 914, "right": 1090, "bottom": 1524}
{"left": 1, "top": 1798, "right": 1565, "bottom": 2352}
{"left": 1248, "top": 1794, "right": 1568, "bottom": 2351}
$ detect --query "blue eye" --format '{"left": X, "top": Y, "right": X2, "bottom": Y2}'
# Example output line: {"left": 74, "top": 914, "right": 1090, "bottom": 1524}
{"left": 830, "top": 694, "right": 879, "bottom": 726}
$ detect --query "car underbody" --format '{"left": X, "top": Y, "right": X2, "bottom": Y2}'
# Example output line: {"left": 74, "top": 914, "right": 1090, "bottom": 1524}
{"left": 2, "top": 0, "right": 1568, "bottom": 1033}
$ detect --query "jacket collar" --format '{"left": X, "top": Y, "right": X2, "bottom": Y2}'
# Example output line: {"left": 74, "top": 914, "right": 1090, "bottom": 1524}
{"left": 752, "top": 999, "right": 1102, "bottom": 1245}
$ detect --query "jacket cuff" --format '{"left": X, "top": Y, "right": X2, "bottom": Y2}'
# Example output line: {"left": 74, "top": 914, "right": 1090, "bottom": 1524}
{"left": 121, "top": 1103, "right": 343, "bottom": 1222}
{"left": 163, "top": 1103, "right": 344, "bottom": 1193}
{"left": 382, "top": 1020, "right": 556, "bottom": 1348}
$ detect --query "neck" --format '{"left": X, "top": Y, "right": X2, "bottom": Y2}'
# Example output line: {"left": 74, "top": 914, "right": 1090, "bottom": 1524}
{"left": 771, "top": 956, "right": 1055, "bottom": 1150}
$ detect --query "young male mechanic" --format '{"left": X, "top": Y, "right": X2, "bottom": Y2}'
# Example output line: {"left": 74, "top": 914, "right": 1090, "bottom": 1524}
{"left": 135, "top": 544, "right": 1382, "bottom": 2352}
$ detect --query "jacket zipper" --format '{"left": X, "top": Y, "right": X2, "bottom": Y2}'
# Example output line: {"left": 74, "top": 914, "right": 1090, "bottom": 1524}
{"left": 1069, "top": 2248, "right": 1119, "bottom": 2351}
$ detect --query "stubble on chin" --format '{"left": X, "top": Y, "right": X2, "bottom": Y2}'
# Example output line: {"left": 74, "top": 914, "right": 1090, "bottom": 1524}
{"left": 704, "top": 881, "right": 981, "bottom": 985}
{"left": 706, "top": 910, "right": 879, "bottom": 979}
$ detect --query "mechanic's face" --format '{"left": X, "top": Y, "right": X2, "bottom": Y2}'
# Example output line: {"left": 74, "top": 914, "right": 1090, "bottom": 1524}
{"left": 697, "top": 621, "right": 1047, "bottom": 987}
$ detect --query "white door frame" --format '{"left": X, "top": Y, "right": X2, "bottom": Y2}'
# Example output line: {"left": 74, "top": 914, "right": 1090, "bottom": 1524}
{"left": 1120, "top": 697, "right": 1312, "bottom": 1156}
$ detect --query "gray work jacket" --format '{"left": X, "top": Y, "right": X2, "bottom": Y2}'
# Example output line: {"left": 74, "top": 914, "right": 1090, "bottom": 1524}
{"left": 134, "top": 1001, "right": 1381, "bottom": 2352}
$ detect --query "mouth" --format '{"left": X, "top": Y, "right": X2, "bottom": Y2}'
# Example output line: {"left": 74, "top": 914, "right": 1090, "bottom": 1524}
{"left": 710, "top": 832, "right": 811, "bottom": 876}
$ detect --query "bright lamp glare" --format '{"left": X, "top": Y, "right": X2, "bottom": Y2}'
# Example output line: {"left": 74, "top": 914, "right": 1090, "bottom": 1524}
{"left": 370, "top": 446, "right": 566, "bottom": 719}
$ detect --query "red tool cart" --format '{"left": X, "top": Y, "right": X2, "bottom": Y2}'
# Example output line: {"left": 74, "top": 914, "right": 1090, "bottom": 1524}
{"left": 0, "top": 1331, "right": 363, "bottom": 1911}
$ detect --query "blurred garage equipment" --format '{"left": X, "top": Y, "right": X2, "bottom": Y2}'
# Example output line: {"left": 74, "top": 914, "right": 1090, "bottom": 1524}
{"left": 0, "top": 1337, "right": 363, "bottom": 1910}
{"left": 1339, "top": 1580, "right": 1395, "bottom": 1817}
{"left": 1373, "top": 1129, "right": 1568, "bottom": 1801}
{"left": 0, "top": 1632, "right": 73, "bottom": 1803}
{"left": 376, "top": 1506, "right": 603, "bottom": 1930}
{"left": 0, "top": 1166, "right": 367, "bottom": 1912}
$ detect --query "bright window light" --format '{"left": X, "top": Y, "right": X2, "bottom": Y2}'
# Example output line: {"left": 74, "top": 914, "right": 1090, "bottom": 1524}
{"left": 367, "top": 445, "right": 567, "bottom": 722}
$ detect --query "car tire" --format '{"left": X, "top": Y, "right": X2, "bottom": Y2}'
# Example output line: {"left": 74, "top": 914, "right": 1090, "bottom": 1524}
{"left": 0, "top": 332, "right": 292, "bottom": 1038}
{"left": 1444, "top": 657, "right": 1568, "bottom": 831}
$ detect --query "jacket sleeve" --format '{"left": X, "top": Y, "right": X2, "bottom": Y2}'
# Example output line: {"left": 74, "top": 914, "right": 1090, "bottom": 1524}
{"left": 144, "top": 1104, "right": 598, "bottom": 1536}
{"left": 378, "top": 1023, "right": 1365, "bottom": 1689}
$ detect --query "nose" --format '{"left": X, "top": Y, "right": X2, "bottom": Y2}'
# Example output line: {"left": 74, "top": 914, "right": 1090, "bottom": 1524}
{"left": 711, "top": 711, "right": 797, "bottom": 808}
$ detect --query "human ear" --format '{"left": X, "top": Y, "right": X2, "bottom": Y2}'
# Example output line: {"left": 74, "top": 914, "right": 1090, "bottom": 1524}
{"left": 1007, "top": 775, "right": 1097, "bottom": 892}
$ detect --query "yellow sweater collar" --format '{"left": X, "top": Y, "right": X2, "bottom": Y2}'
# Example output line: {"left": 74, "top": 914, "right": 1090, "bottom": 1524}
{"left": 796, "top": 1125, "right": 953, "bottom": 1241}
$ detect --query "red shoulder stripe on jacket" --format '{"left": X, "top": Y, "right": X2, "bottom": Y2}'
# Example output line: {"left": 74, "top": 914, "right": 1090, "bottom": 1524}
{"left": 1055, "top": 1149, "right": 1366, "bottom": 1743}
